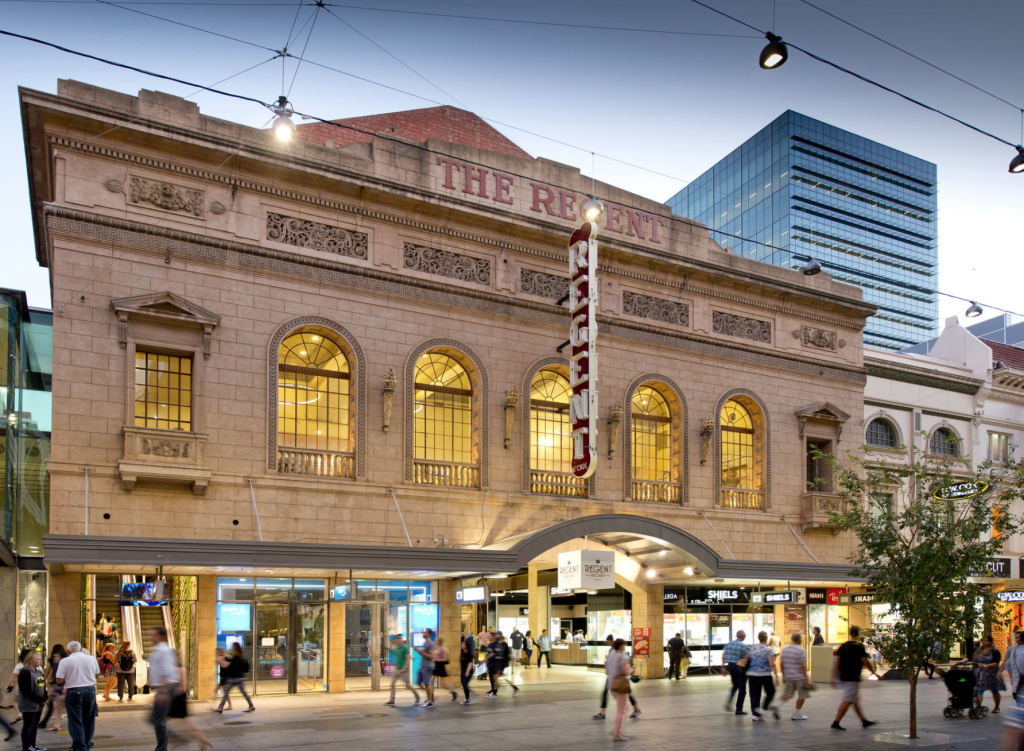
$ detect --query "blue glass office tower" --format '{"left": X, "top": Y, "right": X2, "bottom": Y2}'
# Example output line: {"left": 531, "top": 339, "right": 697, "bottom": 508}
{"left": 666, "top": 111, "right": 938, "bottom": 350}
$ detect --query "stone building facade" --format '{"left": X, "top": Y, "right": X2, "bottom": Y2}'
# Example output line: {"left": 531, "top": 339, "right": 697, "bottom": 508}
{"left": 21, "top": 81, "right": 875, "bottom": 694}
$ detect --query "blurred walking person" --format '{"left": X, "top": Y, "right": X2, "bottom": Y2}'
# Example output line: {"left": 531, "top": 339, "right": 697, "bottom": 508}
{"left": 773, "top": 633, "right": 811, "bottom": 720}
{"left": 722, "top": 631, "right": 751, "bottom": 715}
{"left": 41, "top": 645, "right": 68, "bottom": 732}
{"left": 667, "top": 633, "right": 684, "bottom": 680}
{"left": 831, "top": 625, "right": 877, "bottom": 731}
{"left": 98, "top": 644, "right": 117, "bottom": 702}
{"left": 149, "top": 627, "right": 211, "bottom": 751}
{"left": 509, "top": 629, "right": 524, "bottom": 674}
{"left": 459, "top": 637, "right": 474, "bottom": 705}
{"left": 606, "top": 639, "right": 633, "bottom": 742}
{"left": 414, "top": 629, "right": 437, "bottom": 708}
{"left": 214, "top": 644, "right": 254, "bottom": 714}
{"left": 433, "top": 637, "right": 458, "bottom": 702}
{"left": 6, "top": 648, "right": 32, "bottom": 724}
{"left": 485, "top": 633, "right": 518, "bottom": 697}
{"left": 537, "top": 630, "right": 552, "bottom": 668}
{"left": 748, "top": 631, "right": 779, "bottom": 721}
{"left": 114, "top": 642, "right": 136, "bottom": 702}
{"left": 595, "top": 636, "right": 639, "bottom": 720}
{"left": 55, "top": 642, "right": 101, "bottom": 751}
{"left": 523, "top": 631, "right": 534, "bottom": 669}
{"left": 383, "top": 634, "right": 419, "bottom": 707}
{"left": 213, "top": 648, "right": 232, "bottom": 711}
{"left": 17, "top": 651, "right": 47, "bottom": 751}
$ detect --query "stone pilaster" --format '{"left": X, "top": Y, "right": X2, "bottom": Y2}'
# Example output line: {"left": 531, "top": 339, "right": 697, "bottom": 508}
{"left": 527, "top": 566, "right": 549, "bottom": 645}
{"left": 439, "top": 579, "right": 461, "bottom": 656}
{"left": 328, "top": 601, "right": 346, "bottom": 693}
{"left": 195, "top": 576, "right": 217, "bottom": 700}
{"left": 631, "top": 583, "right": 664, "bottom": 680}
{"left": 47, "top": 572, "right": 82, "bottom": 654}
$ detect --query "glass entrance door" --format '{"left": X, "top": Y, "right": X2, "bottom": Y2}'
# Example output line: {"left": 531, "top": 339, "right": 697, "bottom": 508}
{"left": 255, "top": 603, "right": 293, "bottom": 693}
{"left": 345, "top": 602, "right": 384, "bottom": 690}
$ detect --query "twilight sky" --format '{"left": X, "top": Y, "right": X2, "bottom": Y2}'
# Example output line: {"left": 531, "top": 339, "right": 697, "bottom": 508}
{"left": 1, "top": 0, "right": 1021, "bottom": 329}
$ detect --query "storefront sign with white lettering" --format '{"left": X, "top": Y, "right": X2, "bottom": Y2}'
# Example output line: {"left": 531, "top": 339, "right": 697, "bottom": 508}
{"left": 568, "top": 221, "right": 599, "bottom": 479}
{"left": 557, "top": 549, "right": 615, "bottom": 590}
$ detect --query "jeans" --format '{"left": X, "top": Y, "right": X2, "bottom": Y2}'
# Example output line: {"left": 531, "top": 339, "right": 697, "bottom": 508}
{"left": 117, "top": 673, "right": 136, "bottom": 700}
{"left": 669, "top": 654, "right": 682, "bottom": 679}
{"left": 922, "top": 660, "right": 935, "bottom": 679}
{"left": 151, "top": 690, "right": 171, "bottom": 751}
{"left": 600, "top": 678, "right": 636, "bottom": 710}
{"left": 537, "top": 650, "right": 551, "bottom": 667}
{"left": 65, "top": 686, "right": 97, "bottom": 751}
{"left": 388, "top": 667, "right": 418, "bottom": 702}
{"left": 218, "top": 678, "right": 254, "bottom": 710}
{"left": 20, "top": 711, "right": 40, "bottom": 751}
{"left": 748, "top": 675, "right": 775, "bottom": 714}
{"left": 726, "top": 664, "right": 747, "bottom": 711}
{"left": 460, "top": 668, "right": 471, "bottom": 701}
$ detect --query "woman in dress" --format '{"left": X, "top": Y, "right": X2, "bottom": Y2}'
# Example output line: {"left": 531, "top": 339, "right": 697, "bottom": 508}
{"left": 432, "top": 637, "right": 458, "bottom": 702}
{"left": 974, "top": 636, "right": 1005, "bottom": 713}
{"left": 98, "top": 644, "right": 117, "bottom": 701}
{"left": 41, "top": 645, "right": 67, "bottom": 731}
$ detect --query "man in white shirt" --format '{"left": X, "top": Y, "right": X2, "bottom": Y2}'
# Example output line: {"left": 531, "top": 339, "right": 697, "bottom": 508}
{"left": 147, "top": 627, "right": 179, "bottom": 751}
{"left": 773, "top": 632, "right": 811, "bottom": 720}
{"left": 55, "top": 642, "right": 100, "bottom": 751}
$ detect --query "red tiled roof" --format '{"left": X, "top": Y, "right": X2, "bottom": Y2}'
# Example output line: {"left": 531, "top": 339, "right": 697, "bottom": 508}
{"left": 294, "top": 106, "right": 530, "bottom": 159}
{"left": 983, "top": 339, "right": 1024, "bottom": 371}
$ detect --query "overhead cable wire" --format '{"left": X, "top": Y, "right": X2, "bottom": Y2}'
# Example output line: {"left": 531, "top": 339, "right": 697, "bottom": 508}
{"left": 686, "top": 0, "right": 1021, "bottom": 150}
{"left": 283, "top": 0, "right": 304, "bottom": 49}
{"left": 6, "top": 27, "right": 1016, "bottom": 320}
{"left": 286, "top": 2, "right": 320, "bottom": 98}
{"left": 795, "top": 0, "right": 1023, "bottom": 112}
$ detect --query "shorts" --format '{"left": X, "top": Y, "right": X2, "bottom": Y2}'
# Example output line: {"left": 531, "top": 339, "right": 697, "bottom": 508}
{"left": 839, "top": 681, "right": 860, "bottom": 702}
{"left": 511, "top": 649, "right": 522, "bottom": 659}
{"left": 417, "top": 667, "right": 434, "bottom": 686}
{"left": 781, "top": 679, "right": 810, "bottom": 701}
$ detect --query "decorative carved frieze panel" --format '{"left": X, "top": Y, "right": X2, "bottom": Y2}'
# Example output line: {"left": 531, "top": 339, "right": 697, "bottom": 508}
{"left": 120, "top": 425, "right": 211, "bottom": 495}
{"left": 521, "top": 269, "right": 569, "bottom": 299}
{"left": 623, "top": 291, "right": 689, "bottom": 326}
{"left": 801, "top": 326, "right": 837, "bottom": 351}
{"left": 266, "top": 213, "right": 368, "bottom": 259}
{"left": 712, "top": 311, "right": 771, "bottom": 343}
{"left": 128, "top": 176, "right": 204, "bottom": 217}
{"left": 403, "top": 243, "right": 490, "bottom": 285}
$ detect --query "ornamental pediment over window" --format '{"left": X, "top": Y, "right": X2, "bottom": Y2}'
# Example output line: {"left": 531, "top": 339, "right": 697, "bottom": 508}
{"left": 110, "top": 291, "right": 221, "bottom": 359}
{"left": 794, "top": 401, "right": 851, "bottom": 440}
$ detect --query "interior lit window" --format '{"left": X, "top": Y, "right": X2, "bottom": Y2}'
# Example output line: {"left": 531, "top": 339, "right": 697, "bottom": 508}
{"left": 530, "top": 370, "right": 572, "bottom": 473}
{"left": 277, "top": 332, "right": 350, "bottom": 452}
{"left": 134, "top": 351, "right": 192, "bottom": 431}
{"left": 720, "top": 400, "right": 755, "bottom": 489}
{"left": 631, "top": 385, "right": 671, "bottom": 482}
{"left": 414, "top": 353, "right": 472, "bottom": 464}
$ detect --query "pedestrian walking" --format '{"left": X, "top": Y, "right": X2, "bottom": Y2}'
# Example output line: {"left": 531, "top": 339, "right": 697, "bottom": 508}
{"left": 509, "top": 629, "right": 524, "bottom": 672}
{"left": 55, "top": 641, "right": 100, "bottom": 751}
{"left": 114, "top": 642, "right": 136, "bottom": 702}
{"left": 433, "top": 637, "right": 458, "bottom": 702}
{"left": 414, "top": 629, "right": 437, "bottom": 708}
{"left": 383, "top": 634, "right": 419, "bottom": 707}
{"left": 98, "top": 644, "right": 117, "bottom": 702}
{"left": 972, "top": 636, "right": 1005, "bottom": 713}
{"left": 773, "top": 632, "right": 811, "bottom": 720}
{"left": 769, "top": 631, "right": 781, "bottom": 658}
{"left": 214, "top": 643, "right": 255, "bottom": 713}
{"left": 537, "top": 630, "right": 552, "bottom": 668}
{"left": 1001, "top": 632, "right": 1024, "bottom": 699}
{"left": 747, "top": 632, "right": 779, "bottom": 721}
{"left": 17, "top": 651, "right": 47, "bottom": 751}
{"left": 41, "top": 645, "right": 68, "bottom": 732}
{"left": 722, "top": 630, "right": 751, "bottom": 715}
{"left": 595, "top": 635, "right": 639, "bottom": 720}
{"left": 459, "top": 637, "right": 474, "bottom": 705}
{"left": 831, "top": 625, "right": 877, "bottom": 731}
{"left": 812, "top": 627, "right": 825, "bottom": 646}
{"left": 681, "top": 640, "right": 692, "bottom": 678}
{"left": 523, "top": 632, "right": 534, "bottom": 669}
{"left": 0, "top": 708, "right": 12, "bottom": 742}
{"left": 149, "top": 627, "right": 212, "bottom": 751}
{"left": 213, "top": 648, "right": 232, "bottom": 710}
{"left": 1000, "top": 632, "right": 1024, "bottom": 751}
{"left": 667, "top": 633, "right": 684, "bottom": 680}
{"left": 6, "top": 648, "right": 32, "bottom": 724}
{"left": 606, "top": 638, "right": 634, "bottom": 742}
{"left": 485, "top": 633, "right": 518, "bottom": 697}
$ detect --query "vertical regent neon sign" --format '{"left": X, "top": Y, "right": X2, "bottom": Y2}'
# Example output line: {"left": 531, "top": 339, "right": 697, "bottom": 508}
{"left": 569, "top": 221, "right": 598, "bottom": 479}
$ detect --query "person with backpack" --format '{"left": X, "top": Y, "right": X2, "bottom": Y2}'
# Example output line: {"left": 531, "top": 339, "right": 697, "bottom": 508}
{"left": 98, "top": 644, "right": 117, "bottom": 702}
{"left": 114, "top": 642, "right": 137, "bottom": 702}
{"left": 214, "top": 643, "right": 254, "bottom": 714}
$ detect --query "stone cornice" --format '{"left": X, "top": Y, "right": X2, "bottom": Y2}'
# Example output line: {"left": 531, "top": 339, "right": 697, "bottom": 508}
{"left": 864, "top": 357, "right": 982, "bottom": 396}
{"left": 44, "top": 132, "right": 870, "bottom": 331}
{"left": 45, "top": 206, "right": 867, "bottom": 383}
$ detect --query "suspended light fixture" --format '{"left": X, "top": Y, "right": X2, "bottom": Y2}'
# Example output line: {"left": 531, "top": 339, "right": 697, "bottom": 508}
{"left": 759, "top": 33, "right": 788, "bottom": 70}
{"left": 1010, "top": 147, "right": 1024, "bottom": 174}
{"left": 966, "top": 302, "right": 984, "bottom": 318}
{"left": 799, "top": 257, "right": 822, "bottom": 276}
{"left": 582, "top": 196, "right": 604, "bottom": 222}
{"left": 271, "top": 95, "right": 296, "bottom": 142}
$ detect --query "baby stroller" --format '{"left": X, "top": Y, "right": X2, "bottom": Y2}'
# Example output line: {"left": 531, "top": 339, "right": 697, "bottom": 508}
{"left": 943, "top": 664, "right": 986, "bottom": 719}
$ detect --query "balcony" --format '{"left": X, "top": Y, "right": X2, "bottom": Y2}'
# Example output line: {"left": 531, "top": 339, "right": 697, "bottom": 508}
{"left": 277, "top": 447, "right": 354, "bottom": 479}
{"left": 720, "top": 487, "right": 764, "bottom": 510}
{"left": 631, "top": 480, "right": 681, "bottom": 504}
{"left": 530, "top": 470, "right": 587, "bottom": 497}
{"left": 413, "top": 460, "right": 480, "bottom": 488}
{"left": 800, "top": 492, "right": 845, "bottom": 532}
{"left": 119, "top": 425, "right": 212, "bottom": 495}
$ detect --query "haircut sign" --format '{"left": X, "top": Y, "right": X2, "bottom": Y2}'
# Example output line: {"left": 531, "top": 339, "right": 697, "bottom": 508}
{"left": 568, "top": 221, "right": 599, "bottom": 479}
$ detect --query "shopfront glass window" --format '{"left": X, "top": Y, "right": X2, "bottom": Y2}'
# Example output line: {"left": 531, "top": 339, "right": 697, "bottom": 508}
{"left": 414, "top": 353, "right": 472, "bottom": 465}
{"left": 218, "top": 577, "right": 254, "bottom": 601}
{"left": 409, "top": 581, "right": 437, "bottom": 603}
{"left": 356, "top": 580, "right": 385, "bottom": 601}
{"left": 294, "top": 579, "right": 326, "bottom": 603}
{"left": 375, "top": 581, "right": 409, "bottom": 602}
{"left": 256, "top": 578, "right": 292, "bottom": 600}
{"left": 17, "top": 571, "right": 47, "bottom": 655}
{"left": 277, "top": 332, "right": 351, "bottom": 453}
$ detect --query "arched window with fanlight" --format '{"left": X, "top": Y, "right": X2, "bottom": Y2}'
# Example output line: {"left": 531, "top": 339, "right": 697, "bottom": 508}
{"left": 630, "top": 384, "right": 679, "bottom": 503}
{"left": 930, "top": 427, "right": 960, "bottom": 457}
{"left": 529, "top": 369, "right": 585, "bottom": 497}
{"left": 413, "top": 352, "right": 478, "bottom": 487}
{"left": 866, "top": 418, "right": 897, "bottom": 449}
{"left": 277, "top": 331, "right": 353, "bottom": 478}
{"left": 720, "top": 398, "right": 765, "bottom": 509}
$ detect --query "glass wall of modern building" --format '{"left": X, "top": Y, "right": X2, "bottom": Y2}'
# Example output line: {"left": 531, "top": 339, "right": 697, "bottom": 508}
{"left": 666, "top": 111, "right": 938, "bottom": 351}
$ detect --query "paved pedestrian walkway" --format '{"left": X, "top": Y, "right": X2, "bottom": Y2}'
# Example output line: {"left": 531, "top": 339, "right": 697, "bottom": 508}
{"left": 14, "top": 673, "right": 1004, "bottom": 750}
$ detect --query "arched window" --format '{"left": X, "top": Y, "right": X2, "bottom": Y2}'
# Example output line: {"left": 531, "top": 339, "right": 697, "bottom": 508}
{"left": 529, "top": 369, "right": 585, "bottom": 497}
{"left": 413, "top": 352, "right": 476, "bottom": 485}
{"left": 720, "top": 399, "right": 763, "bottom": 509}
{"left": 631, "top": 384, "right": 678, "bottom": 502}
{"left": 930, "top": 427, "right": 959, "bottom": 457}
{"left": 866, "top": 418, "right": 897, "bottom": 449}
{"left": 277, "top": 331, "right": 352, "bottom": 477}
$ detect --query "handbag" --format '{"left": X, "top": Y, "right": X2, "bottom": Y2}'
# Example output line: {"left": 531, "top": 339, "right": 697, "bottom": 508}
{"left": 610, "top": 675, "right": 631, "bottom": 694}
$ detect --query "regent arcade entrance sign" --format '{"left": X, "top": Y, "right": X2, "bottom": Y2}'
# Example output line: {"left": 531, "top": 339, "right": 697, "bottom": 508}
{"left": 933, "top": 480, "right": 990, "bottom": 502}
{"left": 557, "top": 550, "right": 615, "bottom": 590}
{"left": 569, "top": 221, "right": 599, "bottom": 479}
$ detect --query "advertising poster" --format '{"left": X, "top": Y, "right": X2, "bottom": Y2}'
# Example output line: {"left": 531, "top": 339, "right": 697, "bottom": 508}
{"left": 632, "top": 627, "right": 650, "bottom": 657}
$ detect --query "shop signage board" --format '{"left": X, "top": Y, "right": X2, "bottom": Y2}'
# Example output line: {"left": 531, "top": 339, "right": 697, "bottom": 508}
{"left": 827, "top": 588, "right": 846, "bottom": 605}
{"left": 997, "top": 591, "right": 1024, "bottom": 603}
{"left": 633, "top": 627, "right": 650, "bottom": 657}
{"left": 663, "top": 588, "right": 683, "bottom": 603}
{"left": 685, "top": 587, "right": 751, "bottom": 605}
{"left": 970, "top": 558, "right": 1011, "bottom": 578}
{"left": 557, "top": 549, "right": 615, "bottom": 590}
{"left": 933, "top": 480, "right": 990, "bottom": 502}
{"left": 550, "top": 587, "right": 573, "bottom": 597}
{"left": 455, "top": 585, "right": 490, "bottom": 604}
{"left": 519, "top": 607, "right": 529, "bottom": 616}
{"left": 752, "top": 591, "right": 798, "bottom": 604}
{"left": 806, "top": 588, "right": 827, "bottom": 604}
{"left": 838, "top": 592, "right": 876, "bottom": 605}
{"left": 568, "top": 221, "right": 599, "bottom": 479}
